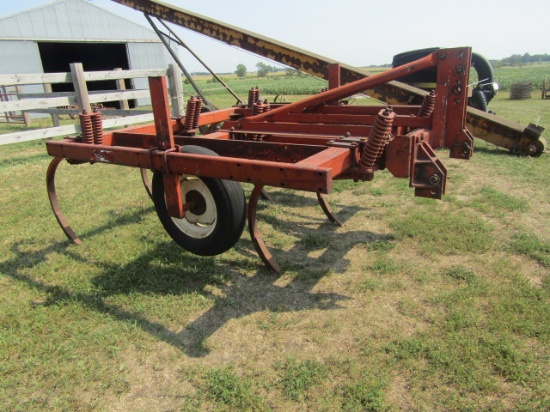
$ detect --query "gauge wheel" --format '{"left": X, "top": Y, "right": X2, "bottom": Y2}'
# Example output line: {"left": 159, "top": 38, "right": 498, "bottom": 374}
{"left": 525, "top": 140, "right": 545, "bottom": 157}
{"left": 152, "top": 145, "right": 246, "bottom": 256}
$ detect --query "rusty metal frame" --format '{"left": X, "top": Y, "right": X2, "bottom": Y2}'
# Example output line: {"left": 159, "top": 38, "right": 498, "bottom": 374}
{"left": 46, "top": 48, "right": 472, "bottom": 272}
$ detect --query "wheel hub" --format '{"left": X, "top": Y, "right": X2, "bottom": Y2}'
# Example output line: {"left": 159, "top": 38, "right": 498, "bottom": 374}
{"left": 186, "top": 189, "right": 206, "bottom": 215}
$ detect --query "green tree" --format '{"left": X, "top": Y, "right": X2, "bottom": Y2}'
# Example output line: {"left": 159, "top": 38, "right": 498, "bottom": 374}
{"left": 234, "top": 64, "right": 247, "bottom": 78}
{"left": 256, "top": 62, "right": 272, "bottom": 78}
{"left": 285, "top": 68, "right": 298, "bottom": 76}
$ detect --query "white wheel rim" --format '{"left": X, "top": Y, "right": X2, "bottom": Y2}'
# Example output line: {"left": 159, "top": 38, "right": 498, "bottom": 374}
{"left": 170, "top": 176, "right": 217, "bottom": 239}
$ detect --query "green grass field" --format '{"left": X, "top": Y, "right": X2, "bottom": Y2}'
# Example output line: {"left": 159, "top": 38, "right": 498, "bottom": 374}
{"left": 184, "top": 72, "right": 328, "bottom": 99}
{"left": 1, "top": 65, "right": 549, "bottom": 411}
{"left": 493, "top": 62, "right": 550, "bottom": 91}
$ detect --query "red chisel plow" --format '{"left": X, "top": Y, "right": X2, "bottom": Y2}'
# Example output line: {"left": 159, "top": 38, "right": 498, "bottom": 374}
{"left": 46, "top": 47, "right": 473, "bottom": 272}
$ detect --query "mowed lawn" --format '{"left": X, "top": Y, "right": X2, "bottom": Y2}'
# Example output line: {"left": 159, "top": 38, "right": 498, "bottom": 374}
{"left": 1, "top": 73, "right": 549, "bottom": 410}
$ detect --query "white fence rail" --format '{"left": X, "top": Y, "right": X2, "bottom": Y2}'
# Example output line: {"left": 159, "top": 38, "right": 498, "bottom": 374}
{"left": 0, "top": 63, "right": 184, "bottom": 145}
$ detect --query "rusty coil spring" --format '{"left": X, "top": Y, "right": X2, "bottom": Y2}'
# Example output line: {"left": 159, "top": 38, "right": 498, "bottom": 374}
{"left": 192, "top": 97, "right": 203, "bottom": 129}
{"left": 262, "top": 99, "right": 270, "bottom": 113}
{"left": 79, "top": 111, "right": 94, "bottom": 144}
{"left": 417, "top": 90, "right": 436, "bottom": 118}
{"left": 360, "top": 107, "right": 395, "bottom": 171}
{"left": 252, "top": 100, "right": 264, "bottom": 115}
{"left": 91, "top": 109, "right": 104, "bottom": 145}
{"left": 248, "top": 87, "right": 260, "bottom": 108}
{"left": 184, "top": 96, "right": 197, "bottom": 130}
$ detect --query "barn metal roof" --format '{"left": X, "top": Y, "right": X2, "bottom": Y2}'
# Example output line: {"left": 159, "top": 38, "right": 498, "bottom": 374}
{"left": 0, "top": 0, "right": 160, "bottom": 42}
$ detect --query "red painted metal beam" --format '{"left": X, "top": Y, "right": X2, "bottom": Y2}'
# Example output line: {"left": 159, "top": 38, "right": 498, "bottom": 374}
{"left": 46, "top": 141, "right": 336, "bottom": 193}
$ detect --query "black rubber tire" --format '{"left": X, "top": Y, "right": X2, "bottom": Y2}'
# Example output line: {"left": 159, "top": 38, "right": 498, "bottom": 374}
{"left": 393, "top": 48, "right": 497, "bottom": 105}
{"left": 198, "top": 105, "right": 223, "bottom": 135}
{"left": 469, "top": 89, "right": 489, "bottom": 112}
{"left": 471, "top": 52, "right": 496, "bottom": 101}
{"left": 525, "top": 140, "right": 544, "bottom": 158}
{"left": 392, "top": 47, "right": 439, "bottom": 84}
{"left": 152, "top": 145, "right": 246, "bottom": 256}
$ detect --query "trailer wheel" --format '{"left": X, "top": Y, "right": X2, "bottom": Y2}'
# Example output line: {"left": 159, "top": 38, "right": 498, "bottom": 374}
{"left": 525, "top": 140, "right": 545, "bottom": 157}
{"left": 152, "top": 146, "right": 246, "bottom": 256}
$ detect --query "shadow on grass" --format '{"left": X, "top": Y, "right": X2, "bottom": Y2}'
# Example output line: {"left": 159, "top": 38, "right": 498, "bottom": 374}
{"left": 471, "top": 145, "right": 513, "bottom": 156}
{"left": 472, "top": 143, "right": 547, "bottom": 157}
{"left": 2, "top": 193, "right": 388, "bottom": 358}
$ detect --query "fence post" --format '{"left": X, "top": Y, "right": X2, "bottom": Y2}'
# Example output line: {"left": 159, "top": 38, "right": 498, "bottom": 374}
{"left": 14, "top": 86, "right": 31, "bottom": 127}
{"left": 70, "top": 62, "right": 91, "bottom": 113}
{"left": 115, "top": 68, "right": 130, "bottom": 110}
{"left": 1, "top": 86, "right": 9, "bottom": 122}
{"left": 167, "top": 63, "right": 184, "bottom": 118}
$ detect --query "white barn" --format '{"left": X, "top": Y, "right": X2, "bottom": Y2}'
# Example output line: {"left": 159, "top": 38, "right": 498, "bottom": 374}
{"left": 0, "top": 0, "right": 174, "bottom": 106}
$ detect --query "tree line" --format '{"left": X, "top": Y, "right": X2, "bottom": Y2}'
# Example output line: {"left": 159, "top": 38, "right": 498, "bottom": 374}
{"left": 491, "top": 53, "right": 550, "bottom": 67}
{"left": 229, "top": 52, "right": 550, "bottom": 77}
{"left": 234, "top": 62, "right": 299, "bottom": 78}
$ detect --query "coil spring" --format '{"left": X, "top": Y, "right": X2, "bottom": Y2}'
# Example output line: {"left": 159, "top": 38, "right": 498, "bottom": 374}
{"left": 262, "top": 99, "right": 270, "bottom": 113}
{"left": 248, "top": 87, "right": 260, "bottom": 108}
{"left": 252, "top": 100, "right": 264, "bottom": 115}
{"left": 192, "top": 97, "right": 203, "bottom": 129}
{"left": 360, "top": 107, "right": 395, "bottom": 171}
{"left": 417, "top": 90, "right": 436, "bottom": 118}
{"left": 91, "top": 109, "right": 104, "bottom": 145}
{"left": 184, "top": 96, "right": 197, "bottom": 130}
{"left": 79, "top": 111, "right": 94, "bottom": 144}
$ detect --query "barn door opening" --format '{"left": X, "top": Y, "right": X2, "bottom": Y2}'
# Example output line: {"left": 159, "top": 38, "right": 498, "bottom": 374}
{"left": 37, "top": 42, "right": 135, "bottom": 108}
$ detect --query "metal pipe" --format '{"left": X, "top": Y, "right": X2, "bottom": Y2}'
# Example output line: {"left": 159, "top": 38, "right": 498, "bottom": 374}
{"left": 156, "top": 18, "right": 244, "bottom": 104}
{"left": 144, "top": 13, "right": 213, "bottom": 107}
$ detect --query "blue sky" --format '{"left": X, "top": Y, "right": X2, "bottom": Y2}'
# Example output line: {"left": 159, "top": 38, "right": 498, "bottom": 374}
{"left": 1, "top": 0, "right": 549, "bottom": 73}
